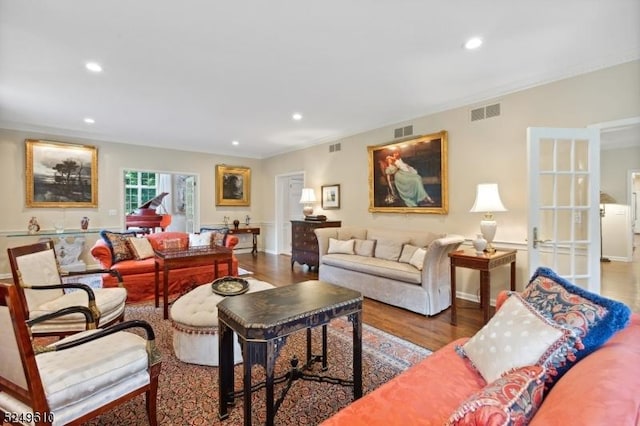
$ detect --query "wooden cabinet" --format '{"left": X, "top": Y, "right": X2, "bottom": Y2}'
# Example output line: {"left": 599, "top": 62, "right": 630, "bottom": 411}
{"left": 291, "top": 220, "right": 341, "bottom": 270}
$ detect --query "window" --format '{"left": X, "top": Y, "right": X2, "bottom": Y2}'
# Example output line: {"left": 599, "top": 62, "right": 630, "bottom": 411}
{"left": 124, "top": 171, "right": 158, "bottom": 214}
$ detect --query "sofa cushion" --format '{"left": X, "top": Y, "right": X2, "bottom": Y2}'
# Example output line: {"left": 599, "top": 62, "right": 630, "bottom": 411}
{"left": 200, "top": 227, "right": 228, "bottom": 246}
{"left": 530, "top": 314, "right": 640, "bottom": 426}
{"left": 398, "top": 244, "right": 419, "bottom": 264}
{"left": 322, "top": 254, "right": 421, "bottom": 284}
{"left": 408, "top": 248, "right": 426, "bottom": 271}
{"left": 100, "top": 230, "right": 136, "bottom": 263}
{"left": 458, "top": 294, "right": 577, "bottom": 383}
{"left": 353, "top": 239, "right": 375, "bottom": 257}
{"left": 447, "top": 365, "right": 546, "bottom": 426}
{"left": 189, "top": 232, "right": 212, "bottom": 248}
{"left": 518, "top": 266, "right": 631, "bottom": 386}
{"left": 127, "top": 237, "right": 154, "bottom": 260}
{"left": 368, "top": 229, "right": 409, "bottom": 261}
{"left": 328, "top": 238, "right": 355, "bottom": 255}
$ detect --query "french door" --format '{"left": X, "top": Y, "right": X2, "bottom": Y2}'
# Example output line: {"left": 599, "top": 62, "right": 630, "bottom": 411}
{"left": 527, "top": 127, "right": 601, "bottom": 292}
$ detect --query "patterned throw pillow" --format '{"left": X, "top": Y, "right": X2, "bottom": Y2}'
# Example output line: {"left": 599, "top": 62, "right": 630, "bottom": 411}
{"left": 457, "top": 294, "right": 578, "bottom": 384}
{"left": 127, "top": 237, "right": 155, "bottom": 260}
{"left": 160, "top": 238, "right": 184, "bottom": 250}
{"left": 100, "top": 230, "right": 136, "bottom": 263}
{"left": 518, "top": 267, "right": 631, "bottom": 386}
{"left": 200, "top": 227, "right": 228, "bottom": 247}
{"left": 398, "top": 244, "right": 419, "bottom": 264}
{"left": 447, "top": 365, "right": 546, "bottom": 426}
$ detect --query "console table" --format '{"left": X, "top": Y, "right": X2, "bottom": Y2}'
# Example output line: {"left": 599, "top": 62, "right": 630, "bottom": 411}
{"left": 291, "top": 220, "right": 341, "bottom": 270}
{"left": 448, "top": 249, "right": 517, "bottom": 325}
{"left": 218, "top": 280, "right": 363, "bottom": 426}
{"left": 6, "top": 229, "right": 101, "bottom": 272}
{"left": 227, "top": 226, "right": 260, "bottom": 255}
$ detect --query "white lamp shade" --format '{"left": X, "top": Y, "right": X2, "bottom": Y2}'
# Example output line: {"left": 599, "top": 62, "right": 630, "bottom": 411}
{"left": 469, "top": 183, "right": 507, "bottom": 213}
{"left": 299, "top": 188, "right": 317, "bottom": 204}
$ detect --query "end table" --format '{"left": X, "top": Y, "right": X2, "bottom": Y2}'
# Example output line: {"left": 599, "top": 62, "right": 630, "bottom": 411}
{"left": 448, "top": 249, "right": 516, "bottom": 325}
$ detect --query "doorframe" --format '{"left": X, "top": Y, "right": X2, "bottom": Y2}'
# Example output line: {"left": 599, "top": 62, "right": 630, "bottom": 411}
{"left": 274, "top": 171, "right": 306, "bottom": 254}
{"left": 120, "top": 168, "right": 200, "bottom": 232}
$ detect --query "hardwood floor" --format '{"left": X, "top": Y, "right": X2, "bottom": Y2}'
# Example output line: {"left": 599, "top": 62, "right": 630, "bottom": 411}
{"left": 237, "top": 251, "right": 639, "bottom": 352}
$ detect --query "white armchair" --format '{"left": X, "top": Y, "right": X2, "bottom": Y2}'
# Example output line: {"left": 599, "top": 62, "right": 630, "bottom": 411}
{"left": 7, "top": 240, "right": 127, "bottom": 337}
{"left": 0, "top": 282, "right": 162, "bottom": 425}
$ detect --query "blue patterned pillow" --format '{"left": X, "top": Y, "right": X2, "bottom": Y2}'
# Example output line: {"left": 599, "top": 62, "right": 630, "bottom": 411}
{"left": 100, "top": 230, "right": 136, "bottom": 263}
{"left": 520, "top": 267, "right": 631, "bottom": 386}
{"left": 200, "top": 227, "right": 228, "bottom": 246}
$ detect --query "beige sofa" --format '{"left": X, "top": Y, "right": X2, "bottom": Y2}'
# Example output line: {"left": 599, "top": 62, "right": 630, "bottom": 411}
{"left": 314, "top": 227, "right": 464, "bottom": 316}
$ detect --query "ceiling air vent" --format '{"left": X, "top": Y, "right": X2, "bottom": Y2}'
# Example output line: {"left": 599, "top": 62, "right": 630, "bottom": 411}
{"left": 470, "top": 103, "right": 501, "bottom": 122}
{"left": 394, "top": 125, "right": 414, "bottom": 138}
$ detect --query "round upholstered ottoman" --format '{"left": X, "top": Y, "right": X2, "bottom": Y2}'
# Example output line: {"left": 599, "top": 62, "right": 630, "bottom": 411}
{"left": 170, "top": 279, "right": 275, "bottom": 366}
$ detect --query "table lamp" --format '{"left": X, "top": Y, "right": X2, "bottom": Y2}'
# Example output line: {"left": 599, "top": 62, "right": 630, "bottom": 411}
{"left": 469, "top": 183, "right": 507, "bottom": 253}
{"left": 299, "top": 188, "right": 317, "bottom": 217}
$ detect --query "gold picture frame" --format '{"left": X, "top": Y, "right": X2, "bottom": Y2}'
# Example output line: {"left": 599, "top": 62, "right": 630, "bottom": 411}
{"left": 215, "top": 165, "right": 251, "bottom": 206}
{"left": 368, "top": 130, "right": 448, "bottom": 214}
{"left": 26, "top": 139, "right": 98, "bottom": 208}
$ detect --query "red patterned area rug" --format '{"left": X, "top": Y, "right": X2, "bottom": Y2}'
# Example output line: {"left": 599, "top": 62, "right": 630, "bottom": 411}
{"left": 87, "top": 303, "right": 431, "bottom": 425}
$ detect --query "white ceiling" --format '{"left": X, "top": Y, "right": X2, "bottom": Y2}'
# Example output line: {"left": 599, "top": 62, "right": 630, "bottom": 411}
{"left": 1, "top": 1, "right": 639, "bottom": 159}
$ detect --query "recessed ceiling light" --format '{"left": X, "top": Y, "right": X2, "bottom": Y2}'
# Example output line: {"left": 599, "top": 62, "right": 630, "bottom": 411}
{"left": 464, "top": 37, "right": 483, "bottom": 50}
{"left": 292, "top": 113, "right": 303, "bottom": 121}
{"left": 84, "top": 117, "right": 95, "bottom": 124}
{"left": 232, "top": 140, "right": 239, "bottom": 146}
{"left": 85, "top": 62, "right": 103, "bottom": 72}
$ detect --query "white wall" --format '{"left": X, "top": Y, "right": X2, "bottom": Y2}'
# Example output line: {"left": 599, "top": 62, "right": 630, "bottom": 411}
{"left": 1, "top": 61, "right": 639, "bottom": 302}
{"left": 259, "top": 60, "right": 640, "bottom": 299}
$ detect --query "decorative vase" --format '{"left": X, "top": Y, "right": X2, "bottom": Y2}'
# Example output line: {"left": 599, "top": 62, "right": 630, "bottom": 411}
{"left": 472, "top": 233, "right": 487, "bottom": 254}
{"left": 80, "top": 216, "right": 90, "bottom": 231}
{"left": 27, "top": 217, "right": 40, "bottom": 234}
{"left": 245, "top": 215, "right": 250, "bottom": 226}
{"left": 233, "top": 219, "right": 240, "bottom": 230}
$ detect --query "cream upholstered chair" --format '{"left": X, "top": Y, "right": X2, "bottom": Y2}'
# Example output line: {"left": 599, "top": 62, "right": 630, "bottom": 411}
{"left": 0, "top": 282, "right": 161, "bottom": 426}
{"left": 7, "top": 240, "right": 127, "bottom": 337}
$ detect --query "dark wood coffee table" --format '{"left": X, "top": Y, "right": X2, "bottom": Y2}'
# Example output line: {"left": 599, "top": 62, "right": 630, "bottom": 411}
{"left": 154, "top": 245, "right": 233, "bottom": 319}
{"left": 217, "top": 280, "right": 363, "bottom": 426}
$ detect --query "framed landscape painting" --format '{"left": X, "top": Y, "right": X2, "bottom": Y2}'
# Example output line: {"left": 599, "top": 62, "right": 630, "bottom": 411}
{"left": 215, "top": 164, "right": 251, "bottom": 206}
{"left": 368, "top": 130, "right": 448, "bottom": 214}
{"left": 25, "top": 139, "right": 98, "bottom": 208}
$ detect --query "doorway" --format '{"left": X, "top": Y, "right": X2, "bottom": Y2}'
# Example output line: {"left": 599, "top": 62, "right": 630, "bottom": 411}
{"left": 122, "top": 169, "right": 198, "bottom": 233}
{"left": 275, "top": 172, "right": 305, "bottom": 254}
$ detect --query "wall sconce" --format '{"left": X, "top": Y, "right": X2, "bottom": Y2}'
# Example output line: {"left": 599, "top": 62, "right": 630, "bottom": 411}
{"left": 469, "top": 183, "right": 507, "bottom": 253}
{"left": 299, "top": 188, "right": 317, "bottom": 218}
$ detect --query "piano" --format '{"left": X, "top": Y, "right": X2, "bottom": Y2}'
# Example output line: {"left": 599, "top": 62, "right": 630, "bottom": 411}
{"left": 125, "top": 192, "right": 172, "bottom": 233}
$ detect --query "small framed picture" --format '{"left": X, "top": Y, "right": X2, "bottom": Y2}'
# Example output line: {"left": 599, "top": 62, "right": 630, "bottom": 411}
{"left": 321, "top": 184, "right": 340, "bottom": 209}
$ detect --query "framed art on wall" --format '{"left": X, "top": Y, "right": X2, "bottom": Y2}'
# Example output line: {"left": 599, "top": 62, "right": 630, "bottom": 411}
{"left": 368, "top": 130, "right": 448, "bottom": 214}
{"left": 215, "top": 164, "right": 251, "bottom": 206}
{"left": 321, "top": 184, "right": 340, "bottom": 209}
{"left": 25, "top": 139, "right": 98, "bottom": 208}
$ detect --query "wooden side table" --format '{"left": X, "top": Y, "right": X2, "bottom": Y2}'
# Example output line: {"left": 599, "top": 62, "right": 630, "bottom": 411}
{"left": 227, "top": 227, "right": 260, "bottom": 255}
{"left": 448, "top": 249, "right": 516, "bottom": 325}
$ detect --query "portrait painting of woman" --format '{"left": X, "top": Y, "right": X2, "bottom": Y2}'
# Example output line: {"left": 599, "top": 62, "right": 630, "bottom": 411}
{"left": 368, "top": 131, "right": 448, "bottom": 214}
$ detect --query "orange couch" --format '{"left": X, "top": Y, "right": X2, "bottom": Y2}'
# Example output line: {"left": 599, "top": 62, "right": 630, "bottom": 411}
{"left": 90, "top": 231, "right": 239, "bottom": 303}
{"left": 322, "top": 298, "right": 640, "bottom": 425}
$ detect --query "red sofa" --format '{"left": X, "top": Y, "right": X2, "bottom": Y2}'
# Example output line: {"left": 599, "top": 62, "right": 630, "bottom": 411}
{"left": 90, "top": 231, "right": 239, "bottom": 303}
{"left": 322, "top": 295, "right": 640, "bottom": 425}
